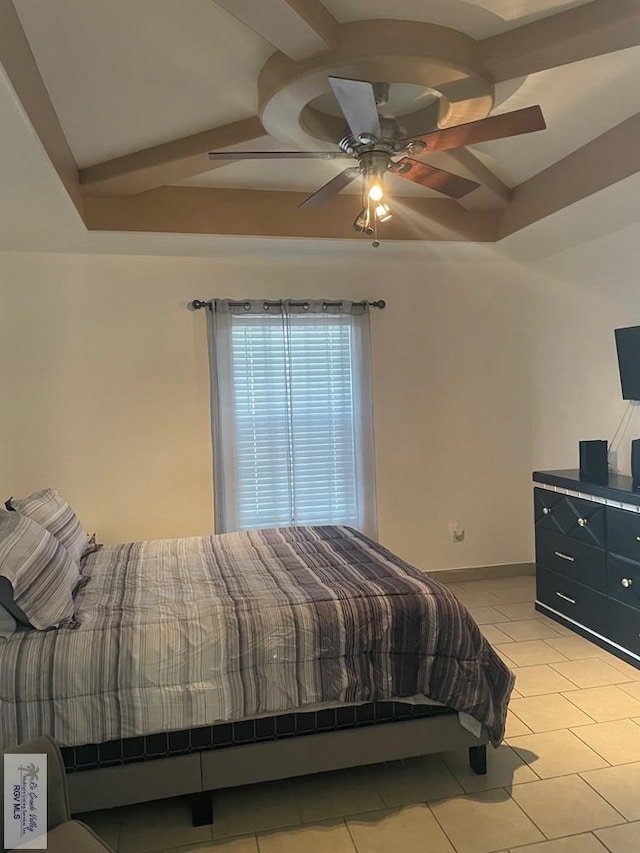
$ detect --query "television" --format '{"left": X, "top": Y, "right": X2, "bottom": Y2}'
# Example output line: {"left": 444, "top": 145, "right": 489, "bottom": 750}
{"left": 615, "top": 326, "right": 640, "bottom": 400}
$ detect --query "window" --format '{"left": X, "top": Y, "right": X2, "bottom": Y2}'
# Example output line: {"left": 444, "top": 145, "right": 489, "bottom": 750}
{"left": 208, "top": 300, "right": 377, "bottom": 536}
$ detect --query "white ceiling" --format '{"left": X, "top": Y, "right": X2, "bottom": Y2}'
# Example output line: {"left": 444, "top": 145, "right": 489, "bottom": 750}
{"left": 2, "top": 0, "right": 640, "bottom": 253}
{"left": 176, "top": 45, "right": 640, "bottom": 193}
{"left": 472, "top": 46, "right": 640, "bottom": 185}
{"left": 13, "top": 0, "right": 610, "bottom": 183}
{"left": 323, "top": 0, "right": 592, "bottom": 38}
{"left": 14, "top": 0, "right": 274, "bottom": 167}
{"left": 3, "top": 49, "right": 640, "bottom": 263}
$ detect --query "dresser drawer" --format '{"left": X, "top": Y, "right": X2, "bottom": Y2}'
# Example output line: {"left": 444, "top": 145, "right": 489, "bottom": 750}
{"left": 605, "top": 598, "right": 640, "bottom": 659}
{"left": 607, "top": 507, "right": 640, "bottom": 561}
{"left": 536, "top": 567, "right": 608, "bottom": 634}
{"left": 607, "top": 553, "right": 640, "bottom": 611}
{"left": 534, "top": 488, "right": 606, "bottom": 548}
{"left": 535, "top": 528, "right": 606, "bottom": 591}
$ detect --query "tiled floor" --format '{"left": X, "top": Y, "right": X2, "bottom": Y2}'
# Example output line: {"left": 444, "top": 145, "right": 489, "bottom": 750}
{"left": 77, "top": 574, "right": 640, "bottom": 853}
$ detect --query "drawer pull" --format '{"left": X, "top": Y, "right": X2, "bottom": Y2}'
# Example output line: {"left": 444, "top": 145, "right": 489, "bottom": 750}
{"left": 556, "top": 591, "right": 577, "bottom": 605}
{"left": 542, "top": 507, "right": 551, "bottom": 516}
{"left": 622, "top": 578, "right": 633, "bottom": 588}
{"left": 636, "top": 536, "right": 640, "bottom": 542}
{"left": 554, "top": 551, "right": 575, "bottom": 562}
{"left": 577, "top": 517, "right": 587, "bottom": 527}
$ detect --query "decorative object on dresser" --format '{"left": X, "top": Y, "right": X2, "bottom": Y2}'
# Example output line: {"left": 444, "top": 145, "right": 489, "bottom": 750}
{"left": 578, "top": 440, "right": 608, "bottom": 484}
{"left": 631, "top": 438, "right": 640, "bottom": 488}
{"left": 533, "top": 469, "right": 640, "bottom": 669}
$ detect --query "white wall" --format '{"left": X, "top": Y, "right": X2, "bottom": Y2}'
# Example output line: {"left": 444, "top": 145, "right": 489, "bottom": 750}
{"left": 0, "top": 274, "right": 10, "bottom": 487}
{"left": 519, "top": 220, "right": 640, "bottom": 476}
{"left": 0, "top": 247, "right": 534, "bottom": 571}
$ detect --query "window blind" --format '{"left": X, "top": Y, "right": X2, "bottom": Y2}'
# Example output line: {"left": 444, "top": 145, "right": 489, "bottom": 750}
{"left": 231, "top": 314, "right": 359, "bottom": 529}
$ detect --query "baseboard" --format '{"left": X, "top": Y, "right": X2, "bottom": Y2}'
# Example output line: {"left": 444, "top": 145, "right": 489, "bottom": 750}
{"left": 427, "top": 562, "right": 535, "bottom": 584}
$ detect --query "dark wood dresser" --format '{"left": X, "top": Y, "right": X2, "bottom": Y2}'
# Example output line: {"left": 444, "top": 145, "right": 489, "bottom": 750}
{"left": 534, "top": 469, "right": 640, "bottom": 669}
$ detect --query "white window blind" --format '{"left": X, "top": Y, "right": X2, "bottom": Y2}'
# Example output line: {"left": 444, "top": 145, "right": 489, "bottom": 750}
{"left": 208, "top": 301, "right": 377, "bottom": 536}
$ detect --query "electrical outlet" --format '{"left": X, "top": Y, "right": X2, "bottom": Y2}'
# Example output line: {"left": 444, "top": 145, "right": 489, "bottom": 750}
{"left": 608, "top": 449, "right": 618, "bottom": 472}
{"left": 451, "top": 522, "right": 465, "bottom": 543}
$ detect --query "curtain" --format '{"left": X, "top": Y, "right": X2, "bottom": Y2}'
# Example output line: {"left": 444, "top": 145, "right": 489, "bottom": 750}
{"left": 207, "top": 299, "right": 377, "bottom": 538}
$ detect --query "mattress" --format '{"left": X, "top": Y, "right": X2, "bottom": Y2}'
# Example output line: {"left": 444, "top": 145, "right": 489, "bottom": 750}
{"left": 0, "top": 525, "right": 514, "bottom": 749}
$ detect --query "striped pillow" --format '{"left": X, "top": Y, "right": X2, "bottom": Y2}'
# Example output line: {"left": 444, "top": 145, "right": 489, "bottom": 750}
{"left": 9, "top": 489, "right": 90, "bottom": 564}
{"left": 0, "top": 510, "right": 79, "bottom": 629}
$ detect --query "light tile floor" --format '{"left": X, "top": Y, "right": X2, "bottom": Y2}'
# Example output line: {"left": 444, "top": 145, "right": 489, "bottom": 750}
{"left": 76, "top": 574, "right": 640, "bottom": 853}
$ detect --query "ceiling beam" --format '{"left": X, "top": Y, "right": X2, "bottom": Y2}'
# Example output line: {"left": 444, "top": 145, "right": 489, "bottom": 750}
{"left": 0, "top": 0, "right": 82, "bottom": 217}
{"left": 84, "top": 186, "right": 500, "bottom": 242}
{"left": 79, "top": 117, "right": 274, "bottom": 197}
{"left": 499, "top": 110, "right": 640, "bottom": 239}
{"left": 481, "top": 0, "right": 640, "bottom": 82}
{"left": 430, "top": 150, "right": 512, "bottom": 211}
{"left": 212, "top": 0, "right": 338, "bottom": 61}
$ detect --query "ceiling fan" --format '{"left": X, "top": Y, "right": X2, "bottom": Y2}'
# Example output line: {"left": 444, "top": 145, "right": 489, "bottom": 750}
{"left": 209, "top": 76, "right": 546, "bottom": 243}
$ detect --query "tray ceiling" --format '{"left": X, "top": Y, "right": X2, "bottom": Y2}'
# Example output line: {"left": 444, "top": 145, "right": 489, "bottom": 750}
{"left": 3, "top": 0, "right": 640, "bottom": 245}
{"left": 322, "top": 0, "right": 592, "bottom": 38}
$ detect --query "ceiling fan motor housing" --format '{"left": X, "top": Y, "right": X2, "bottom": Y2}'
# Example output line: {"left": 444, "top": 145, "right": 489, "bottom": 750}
{"left": 360, "top": 149, "right": 392, "bottom": 179}
{"left": 339, "top": 121, "right": 405, "bottom": 156}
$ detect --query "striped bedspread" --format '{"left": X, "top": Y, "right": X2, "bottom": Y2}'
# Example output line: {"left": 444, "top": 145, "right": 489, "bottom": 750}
{"left": 0, "top": 526, "right": 514, "bottom": 749}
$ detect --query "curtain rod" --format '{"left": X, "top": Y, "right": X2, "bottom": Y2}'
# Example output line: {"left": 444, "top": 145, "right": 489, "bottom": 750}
{"left": 190, "top": 299, "right": 386, "bottom": 311}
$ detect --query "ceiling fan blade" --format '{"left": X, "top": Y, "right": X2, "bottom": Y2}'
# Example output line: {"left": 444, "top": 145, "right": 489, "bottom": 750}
{"left": 208, "top": 151, "right": 351, "bottom": 161}
{"left": 406, "top": 105, "right": 546, "bottom": 153}
{"left": 391, "top": 158, "right": 480, "bottom": 199}
{"left": 298, "top": 167, "right": 361, "bottom": 209}
{"left": 328, "top": 76, "right": 382, "bottom": 142}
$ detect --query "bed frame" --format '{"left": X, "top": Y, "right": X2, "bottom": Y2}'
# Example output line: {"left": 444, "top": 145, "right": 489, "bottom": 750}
{"left": 62, "top": 702, "right": 488, "bottom": 826}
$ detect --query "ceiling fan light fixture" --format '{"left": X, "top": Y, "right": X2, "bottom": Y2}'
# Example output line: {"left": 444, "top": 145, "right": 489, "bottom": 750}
{"left": 374, "top": 202, "right": 392, "bottom": 222}
{"left": 368, "top": 182, "right": 384, "bottom": 202}
{"left": 353, "top": 207, "right": 374, "bottom": 234}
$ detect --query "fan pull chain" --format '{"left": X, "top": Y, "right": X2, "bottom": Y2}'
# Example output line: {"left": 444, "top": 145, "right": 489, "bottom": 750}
{"left": 372, "top": 207, "right": 380, "bottom": 248}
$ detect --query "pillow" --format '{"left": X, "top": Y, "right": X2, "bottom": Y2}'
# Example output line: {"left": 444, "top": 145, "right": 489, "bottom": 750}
{"left": 0, "top": 601, "right": 17, "bottom": 640}
{"left": 9, "top": 489, "right": 90, "bottom": 564}
{"left": 0, "top": 510, "right": 79, "bottom": 629}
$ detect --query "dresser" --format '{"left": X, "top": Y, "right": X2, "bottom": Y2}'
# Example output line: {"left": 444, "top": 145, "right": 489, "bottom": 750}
{"left": 534, "top": 469, "right": 640, "bottom": 669}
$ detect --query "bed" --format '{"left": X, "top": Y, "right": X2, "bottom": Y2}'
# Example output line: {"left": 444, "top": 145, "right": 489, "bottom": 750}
{"left": 0, "top": 525, "right": 514, "bottom": 824}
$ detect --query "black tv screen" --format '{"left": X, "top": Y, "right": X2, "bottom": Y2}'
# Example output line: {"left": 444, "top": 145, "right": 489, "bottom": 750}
{"left": 615, "top": 326, "right": 640, "bottom": 400}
